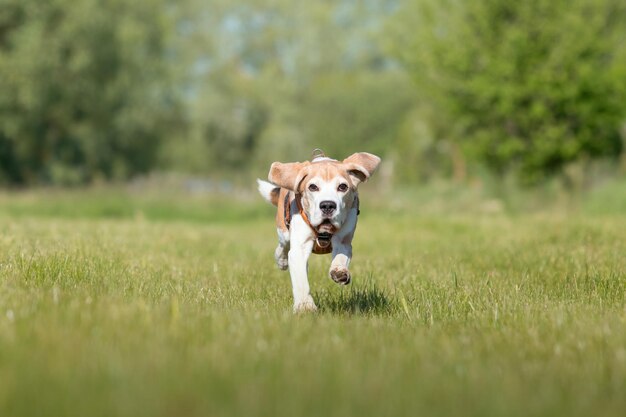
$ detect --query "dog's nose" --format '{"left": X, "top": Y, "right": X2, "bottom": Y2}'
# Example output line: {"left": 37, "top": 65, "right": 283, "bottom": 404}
{"left": 319, "top": 200, "right": 337, "bottom": 215}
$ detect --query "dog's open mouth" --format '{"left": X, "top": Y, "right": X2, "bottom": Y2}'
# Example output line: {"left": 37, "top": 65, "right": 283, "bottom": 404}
{"left": 315, "top": 220, "right": 336, "bottom": 250}
{"left": 317, "top": 219, "right": 335, "bottom": 234}
{"left": 316, "top": 232, "right": 332, "bottom": 247}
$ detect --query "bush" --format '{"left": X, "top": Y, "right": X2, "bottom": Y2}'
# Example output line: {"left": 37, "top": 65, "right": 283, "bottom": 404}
{"left": 0, "top": 0, "right": 179, "bottom": 185}
{"left": 392, "top": 0, "right": 626, "bottom": 183}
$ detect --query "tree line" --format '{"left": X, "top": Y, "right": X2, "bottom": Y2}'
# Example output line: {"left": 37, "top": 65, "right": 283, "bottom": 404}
{"left": 1, "top": 0, "right": 625, "bottom": 186}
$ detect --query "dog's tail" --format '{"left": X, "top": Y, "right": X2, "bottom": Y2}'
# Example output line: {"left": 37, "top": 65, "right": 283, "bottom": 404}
{"left": 257, "top": 179, "right": 280, "bottom": 206}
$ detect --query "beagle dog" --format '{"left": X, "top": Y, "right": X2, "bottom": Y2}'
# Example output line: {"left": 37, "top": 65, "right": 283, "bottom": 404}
{"left": 257, "top": 151, "right": 381, "bottom": 312}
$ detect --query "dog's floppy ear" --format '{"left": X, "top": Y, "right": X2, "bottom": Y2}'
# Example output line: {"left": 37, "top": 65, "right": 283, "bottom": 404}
{"left": 268, "top": 161, "right": 311, "bottom": 191}
{"left": 342, "top": 152, "right": 381, "bottom": 186}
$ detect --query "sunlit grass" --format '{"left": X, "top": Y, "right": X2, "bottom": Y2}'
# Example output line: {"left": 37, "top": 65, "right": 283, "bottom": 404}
{"left": 0, "top": 187, "right": 625, "bottom": 417}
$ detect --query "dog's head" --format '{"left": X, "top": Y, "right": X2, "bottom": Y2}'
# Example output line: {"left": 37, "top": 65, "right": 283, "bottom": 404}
{"left": 268, "top": 152, "right": 381, "bottom": 229}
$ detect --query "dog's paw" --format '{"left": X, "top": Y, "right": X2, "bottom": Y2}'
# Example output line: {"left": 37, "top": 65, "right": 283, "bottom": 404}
{"left": 329, "top": 267, "right": 351, "bottom": 285}
{"left": 274, "top": 246, "right": 289, "bottom": 271}
{"left": 275, "top": 257, "right": 288, "bottom": 270}
{"left": 293, "top": 295, "right": 318, "bottom": 314}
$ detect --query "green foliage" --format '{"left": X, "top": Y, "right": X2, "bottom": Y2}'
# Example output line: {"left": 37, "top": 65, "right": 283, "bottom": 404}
{"left": 0, "top": 0, "right": 180, "bottom": 185}
{"left": 299, "top": 72, "right": 415, "bottom": 161}
{"left": 4, "top": 0, "right": 625, "bottom": 186}
{"left": 164, "top": 0, "right": 410, "bottom": 176}
{"left": 393, "top": 0, "right": 626, "bottom": 183}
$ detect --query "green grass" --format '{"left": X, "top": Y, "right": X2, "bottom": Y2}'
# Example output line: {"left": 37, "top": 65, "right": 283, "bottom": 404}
{"left": 1, "top": 186, "right": 625, "bottom": 417}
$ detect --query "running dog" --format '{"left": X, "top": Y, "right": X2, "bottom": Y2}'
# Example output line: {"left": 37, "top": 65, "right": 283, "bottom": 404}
{"left": 257, "top": 151, "right": 381, "bottom": 312}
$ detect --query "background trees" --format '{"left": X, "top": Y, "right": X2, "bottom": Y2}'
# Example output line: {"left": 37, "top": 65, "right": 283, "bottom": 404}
{"left": 163, "top": 0, "right": 409, "bottom": 177}
{"left": 391, "top": 0, "right": 626, "bottom": 184}
{"left": 1, "top": 0, "right": 625, "bottom": 186}
{"left": 0, "top": 0, "right": 180, "bottom": 185}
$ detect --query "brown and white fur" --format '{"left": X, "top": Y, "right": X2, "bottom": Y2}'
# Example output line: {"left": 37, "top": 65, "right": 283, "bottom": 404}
{"left": 257, "top": 152, "right": 381, "bottom": 312}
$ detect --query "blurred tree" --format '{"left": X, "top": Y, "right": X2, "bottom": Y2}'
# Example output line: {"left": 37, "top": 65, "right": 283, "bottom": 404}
{"left": 0, "top": 0, "right": 416, "bottom": 185}
{"left": 0, "top": 0, "right": 180, "bottom": 185}
{"left": 163, "top": 0, "right": 413, "bottom": 176}
{"left": 300, "top": 71, "right": 414, "bottom": 160}
{"left": 390, "top": 0, "right": 626, "bottom": 184}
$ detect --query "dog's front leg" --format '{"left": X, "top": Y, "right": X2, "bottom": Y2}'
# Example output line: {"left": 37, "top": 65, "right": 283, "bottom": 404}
{"left": 288, "top": 216, "right": 316, "bottom": 312}
{"left": 329, "top": 207, "right": 358, "bottom": 285}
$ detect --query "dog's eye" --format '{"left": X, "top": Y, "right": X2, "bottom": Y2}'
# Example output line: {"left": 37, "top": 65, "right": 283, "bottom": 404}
{"left": 308, "top": 184, "right": 319, "bottom": 192}
{"left": 337, "top": 183, "right": 348, "bottom": 192}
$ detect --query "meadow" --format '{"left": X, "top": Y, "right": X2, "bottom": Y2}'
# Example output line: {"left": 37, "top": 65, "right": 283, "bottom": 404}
{"left": 1, "top": 182, "right": 625, "bottom": 417}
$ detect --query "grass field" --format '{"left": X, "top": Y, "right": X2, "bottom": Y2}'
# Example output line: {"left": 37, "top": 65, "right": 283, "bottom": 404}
{"left": 1, "top": 183, "right": 625, "bottom": 417}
